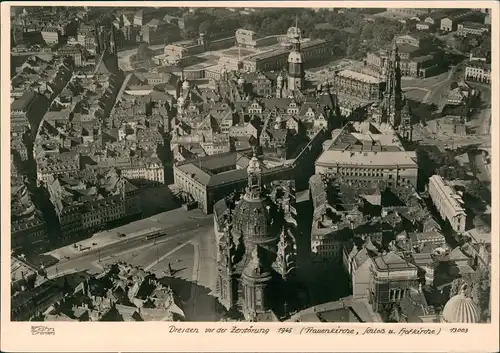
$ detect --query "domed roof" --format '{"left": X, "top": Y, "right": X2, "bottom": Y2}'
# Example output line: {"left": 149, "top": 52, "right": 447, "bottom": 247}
{"left": 441, "top": 287, "right": 480, "bottom": 323}
{"left": 288, "top": 51, "right": 303, "bottom": 63}
{"left": 232, "top": 196, "right": 280, "bottom": 245}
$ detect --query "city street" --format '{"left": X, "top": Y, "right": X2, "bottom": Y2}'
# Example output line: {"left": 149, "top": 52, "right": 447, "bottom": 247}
{"left": 422, "top": 66, "right": 458, "bottom": 105}
{"left": 468, "top": 83, "right": 491, "bottom": 135}
{"left": 46, "top": 208, "right": 211, "bottom": 259}
{"left": 44, "top": 208, "right": 213, "bottom": 277}
{"left": 413, "top": 124, "right": 490, "bottom": 151}
{"left": 42, "top": 205, "right": 223, "bottom": 321}
{"left": 45, "top": 221, "right": 211, "bottom": 278}
{"left": 147, "top": 228, "right": 221, "bottom": 321}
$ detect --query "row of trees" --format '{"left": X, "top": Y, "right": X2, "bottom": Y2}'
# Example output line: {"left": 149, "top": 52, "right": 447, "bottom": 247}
{"left": 181, "top": 8, "right": 408, "bottom": 60}
{"left": 449, "top": 266, "right": 491, "bottom": 322}
{"left": 423, "top": 147, "right": 469, "bottom": 180}
{"left": 453, "top": 31, "right": 491, "bottom": 54}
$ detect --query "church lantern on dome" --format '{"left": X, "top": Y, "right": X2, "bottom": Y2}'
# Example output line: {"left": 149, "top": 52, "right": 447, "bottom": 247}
{"left": 246, "top": 148, "right": 262, "bottom": 199}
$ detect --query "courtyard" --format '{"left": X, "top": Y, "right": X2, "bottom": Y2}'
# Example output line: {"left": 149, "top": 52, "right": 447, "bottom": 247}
{"left": 221, "top": 47, "right": 258, "bottom": 57}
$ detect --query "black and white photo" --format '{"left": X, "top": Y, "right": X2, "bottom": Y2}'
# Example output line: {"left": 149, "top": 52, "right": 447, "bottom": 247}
{"left": 7, "top": 5, "right": 493, "bottom": 326}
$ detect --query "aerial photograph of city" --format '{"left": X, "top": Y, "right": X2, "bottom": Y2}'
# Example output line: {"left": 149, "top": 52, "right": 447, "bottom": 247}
{"left": 9, "top": 6, "right": 492, "bottom": 324}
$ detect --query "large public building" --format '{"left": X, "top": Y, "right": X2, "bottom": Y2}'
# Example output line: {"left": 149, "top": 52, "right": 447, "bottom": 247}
{"left": 365, "top": 33, "right": 444, "bottom": 78}
{"left": 427, "top": 175, "right": 467, "bottom": 234}
{"left": 315, "top": 121, "right": 418, "bottom": 189}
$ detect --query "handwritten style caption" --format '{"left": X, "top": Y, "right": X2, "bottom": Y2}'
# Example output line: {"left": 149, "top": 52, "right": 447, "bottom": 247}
{"left": 168, "top": 325, "right": 470, "bottom": 336}
{"left": 29, "top": 325, "right": 469, "bottom": 337}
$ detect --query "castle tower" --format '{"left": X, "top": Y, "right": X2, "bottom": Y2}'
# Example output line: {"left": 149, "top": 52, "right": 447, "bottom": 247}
{"left": 287, "top": 18, "right": 305, "bottom": 92}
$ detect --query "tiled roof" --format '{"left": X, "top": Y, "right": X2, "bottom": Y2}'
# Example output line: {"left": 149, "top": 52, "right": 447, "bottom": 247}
{"left": 373, "top": 251, "right": 416, "bottom": 271}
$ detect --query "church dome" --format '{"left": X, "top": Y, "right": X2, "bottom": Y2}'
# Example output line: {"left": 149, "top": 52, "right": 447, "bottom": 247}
{"left": 441, "top": 286, "right": 480, "bottom": 323}
{"left": 231, "top": 196, "right": 280, "bottom": 246}
{"left": 288, "top": 51, "right": 303, "bottom": 63}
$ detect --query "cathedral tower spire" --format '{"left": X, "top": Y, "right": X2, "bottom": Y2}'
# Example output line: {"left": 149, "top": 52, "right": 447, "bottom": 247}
{"left": 383, "top": 36, "right": 403, "bottom": 127}
{"left": 109, "top": 24, "right": 117, "bottom": 55}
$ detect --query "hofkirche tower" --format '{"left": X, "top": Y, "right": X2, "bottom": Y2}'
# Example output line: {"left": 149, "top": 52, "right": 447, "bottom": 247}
{"left": 377, "top": 38, "right": 413, "bottom": 142}
{"left": 383, "top": 40, "right": 403, "bottom": 127}
{"left": 287, "top": 19, "right": 305, "bottom": 92}
{"left": 215, "top": 149, "right": 298, "bottom": 321}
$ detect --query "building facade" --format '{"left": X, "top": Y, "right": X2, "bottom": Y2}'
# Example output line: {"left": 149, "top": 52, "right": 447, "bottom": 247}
{"left": 366, "top": 33, "right": 443, "bottom": 79}
{"left": 173, "top": 150, "right": 295, "bottom": 214}
{"left": 11, "top": 91, "right": 37, "bottom": 135}
{"left": 315, "top": 123, "right": 418, "bottom": 188}
{"left": 465, "top": 62, "right": 491, "bottom": 84}
{"left": 243, "top": 39, "right": 330, "bottom": 73}
{"left": 11, "top": 184, "right": 49, "bottom": 255}
{"left": 120, "top": 161, "right": 165, "bottom": 186}
{"left": 386, "top": 8, "right": 431, "bottom": 17}
{"left": 333, "top": 70, "right": 384, "bottom": 100}
{"left": 428, "top": 175, "right": 467, "bottom": 233}
{"left": 46, "top": 172, "right": 142, "bottom": 239}
{"left": 457, "top": 21, "right": 489, "bottom": 36}
{"left": 41, "top": 27, "right": 60, "bottom": 45}
{"left": 368, "top": 252, "right": 419, "bottom": 313}
{"left": 440, "top": 11, "right": 475, "bottom": 32}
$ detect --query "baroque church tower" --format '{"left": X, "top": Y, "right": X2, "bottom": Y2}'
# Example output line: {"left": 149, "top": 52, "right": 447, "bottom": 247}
{"left": 287, "top": 18, "right": 305, "bottom": 92}
{"left": 215, "top": 148, "right": 298, "bottom": 321}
